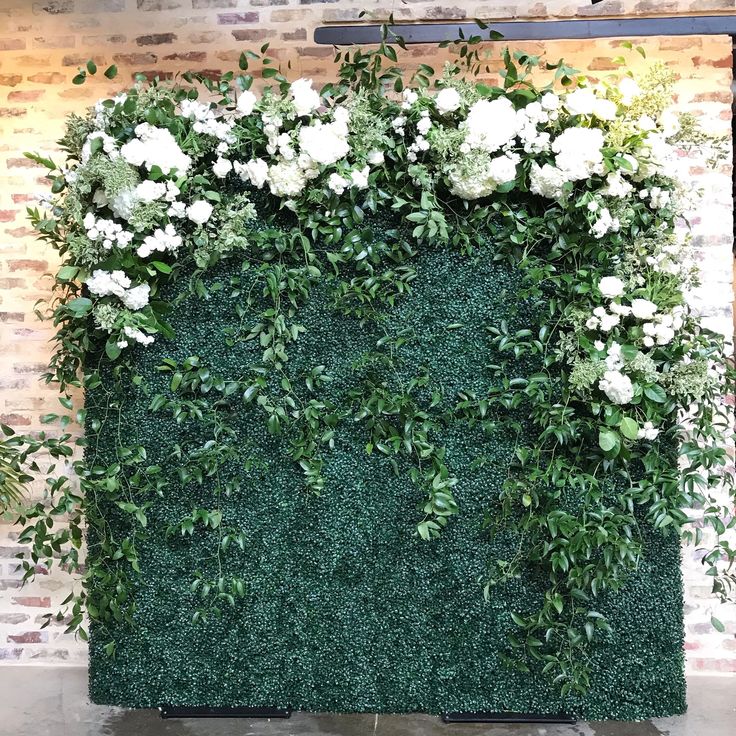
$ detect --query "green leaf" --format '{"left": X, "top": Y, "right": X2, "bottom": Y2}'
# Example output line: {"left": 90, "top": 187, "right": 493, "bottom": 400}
{"left": 619, "top": 417, "right": 639, "bottom": 441}
{"left": 711, "top": 615, "right": 725, "bottom": 633}
{"left": 105, "top": 339, "right": 121, "bottom": 361}
{"left": 104, "top": 64, "right": 118, "bottom": 79}
{"left": 151, "top": 261, "right": 172, "bottom": 274}
{"left": 57, "top": 266, "right": 80, "bottom": 282}
{"left": 86, "top": 59, "right": 97, "bottom": 75}
{"left": 644, "top": 384, "right": 667, "bottom": 403}
{"left": 66, "top": 297, "right": 92, "bottom": 317}
{"left": 598, "top": 428, "right": 620, "bottom": 454}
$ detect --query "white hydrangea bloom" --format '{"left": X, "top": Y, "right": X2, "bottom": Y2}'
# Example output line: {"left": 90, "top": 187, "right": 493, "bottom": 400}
{"left": 631, "top": 298, "right": 658, "bottom": 320}
{"left": 540, "top": 92, "right": 560, "bottom": 111}
{"left": 267, "top": 161, "right": 306, "bottom": 197}
{"left": 401, "top": 89, "right": 419, "bottom": 109}
{"left": 599, "top": 370, "right": 634, "bottom": 405}
{"left": 448, "top": 153, "right": 519, "bottom": 200}
{"left": 186, "top": 200, "right": 214, "bottom": 226}
{"left": 637, "top": 421, "right": 660, "bottom": 440}
{"left": 600, "top": 172, "right": 633, "bottom": 198}
{"left": 121, "top": 123, "right": 191, "bottom": 175}
{"left": 290, "top": 78, "right": 321, "bottom": 116}
{"left": 298, "top": 120, "right": 350, "bottom": 166}
{"left": 87, "top": 269, "right": 131, "bottom": 298}
{"left": 135, "top": 180, "right": 167, "bottom": 203}
{"left": 350, "top": 166, "right": 370, "bottom": 190}
{"left": 435, "top": 87, "right": 461, "bottom": 114}
{"left": 618, "top": 77, "right": 642, "bottom": 106}
{"left": 529, "top": 162, "right": 568, "bottom": 199}
{"left": 367, "top": 149, "right": 385, "bottom": 165}
{"left": 552, "top": 127, "right": 605, "bottom": 181}
{"left": 463, "top": 97, "right": 519, "bottom": 153}
{"left": 84, "top": 214, "right": 134, "bottom": 250}
{"left": 328, "top": 173, "right": 349, "bottom": 195}
{"left": 137, "top": 223, "right": 183, "bottom": 258}
{"left": 123, "top": 325, "right": 155, "bottom": 346}
{"left": 120, "top": 283, "right": 151, "bottom": 311}
{"left": 593, "top": 98, "right": 617, "bottom": 121}
{"left": 598, "top": 276, "right": 625, "bottom": 299}
{"left": 590, "top": 207, "right": 620, "bottom": 239}
{"left": 564, "top": 88, "right": 596, "bottom": 116}
{"left": 605, "top": 342, "right": 624, "bottom": 370}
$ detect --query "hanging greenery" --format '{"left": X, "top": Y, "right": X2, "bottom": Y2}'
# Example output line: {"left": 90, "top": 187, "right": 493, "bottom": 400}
{"left": 10, "top": 24, "right": 736, "bottom": 700}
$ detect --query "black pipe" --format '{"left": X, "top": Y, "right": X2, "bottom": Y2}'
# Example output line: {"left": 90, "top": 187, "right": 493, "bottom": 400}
{"left": 314, "top": 15, "right": 736, "bottom": 45}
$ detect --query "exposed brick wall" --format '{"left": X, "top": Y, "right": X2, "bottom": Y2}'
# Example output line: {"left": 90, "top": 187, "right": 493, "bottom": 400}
{"left": 0, "top": 2, "right": 734, "bottom": 672}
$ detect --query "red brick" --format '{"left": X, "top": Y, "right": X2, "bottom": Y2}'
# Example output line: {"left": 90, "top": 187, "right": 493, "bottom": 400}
{"left": 0, "top": 210, "right": 17, "bottom": 222}
{"left": 8, "top": 90, "right": 45, "bottom": 102}
{"left": 7, "top": 631, "right": 46, "bottom": 644}
{"left": 32, "top": 36, "right": 75, "bottom": 49}
{"left": 8, "top": 260, "right": 48, "bottom": 272}
{"left": 136, "top": 33, "right": 177, "bottom": 46}
{"left": 112, "top": 53, "right": 158, "bottom": 66}
{"left": 0, "top": 75, "right": 22, "bottom": 87}
{"left": 232, "top": 30, "right": 271, "bottom": 42}
{"left": 26, "top": 72, "right": 66, "bottom": 84}
{"left": 0, "top": 413, "right": 31, "bottom": 426}
{"left": 218, "top": 12, "right": 259, "bottom": 24}
{"left": 162, "top": 51, "right": 207, "bottom": 62}
{"left": 0, "top": 39, "right": 26, "bottom": 51}
{"left": 11, "top": 596, "right": 51, "bottom": 607}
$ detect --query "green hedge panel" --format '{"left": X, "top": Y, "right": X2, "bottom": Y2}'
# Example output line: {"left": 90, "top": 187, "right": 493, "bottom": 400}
{"left": 87, "top": 243, "right": 685, "bottom": 719}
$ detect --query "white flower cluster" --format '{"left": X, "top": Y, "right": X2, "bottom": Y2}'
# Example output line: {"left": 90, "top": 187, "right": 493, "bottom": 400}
{"left": 290, "top": 78, "right": 321, "bottom": 117}
{"left": 435, "top": 87, "right": 461, "bottom": 115}
{"left": 599, "top": 370, "right": 635, "bottom": 405}
{"left": 552, "top": 127, "right": 605, "bottom": 182}
{"left": 86, "top": 269, "right": 150, "bottom": 311}
{"left": 448, "top": 153, "right": 520, "bottom": 200}
{"left": 81, "top": 131, "right": 119, "bottom": 164}
{"left": 120, "top": 123, "right": 192, "bottom": 175}
{"left": 180, "top": 99, "right": 236, "bottom": 153}
{"left": 138, "top": 223, "right": 183, "bottom": 258}
{"left": 589, "top": 206, "right": 621, "bottom": 239}
{"left": 118, "top": 325, "right": 154, "bottom": 348}
{"left": 83, "top": 212, "right": 133, "bottom": 250}
{"left": 462, "top": 98, "right": 519, "bottom": 153}
{"left": 108, "top": 179, "right": 180, "bottom": 222}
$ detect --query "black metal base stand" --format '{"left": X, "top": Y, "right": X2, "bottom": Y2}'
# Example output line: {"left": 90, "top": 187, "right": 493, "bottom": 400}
{"left": 159, "top": 705, "right": 291, "bottom": 719}
{"left": 442, "top": 711, "right": 576, "bottom": 724}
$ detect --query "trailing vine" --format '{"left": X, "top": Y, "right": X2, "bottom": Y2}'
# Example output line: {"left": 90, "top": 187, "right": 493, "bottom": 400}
{"left": 6, "top": 24, "right": 735, "bottom": 698}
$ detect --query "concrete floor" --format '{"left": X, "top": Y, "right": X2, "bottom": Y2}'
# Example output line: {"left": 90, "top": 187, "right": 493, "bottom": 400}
{"left": 0, "top": 668, "right": 734, "bottom": 736}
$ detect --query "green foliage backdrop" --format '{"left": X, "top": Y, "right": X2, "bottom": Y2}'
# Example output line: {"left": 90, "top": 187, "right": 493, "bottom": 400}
{"left": 86, "top": 238, "right": 685, "bottom": 718}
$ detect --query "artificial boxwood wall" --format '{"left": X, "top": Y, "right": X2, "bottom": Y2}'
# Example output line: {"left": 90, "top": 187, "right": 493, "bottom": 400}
{"left": 86, "top": 219, "right": 685, "bottom": 718}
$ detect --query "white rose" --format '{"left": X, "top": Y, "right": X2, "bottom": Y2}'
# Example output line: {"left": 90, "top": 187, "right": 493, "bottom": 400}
{"left": 593, "top": 98, "right": 617, "bottom": 121}
{"left": 212, "top": 157, "right": 233, "bottom": 179}
{"left": 135, "top": 180, "right": 166, "bottom": 203}
{"left": 599, "top": 370, "right": 634, "bottom": 405}
{"left": 540, "top": 92, "right": 560, "bottom": 111}
{"left": 435, "top": 87, "right": 461, "bottom": 114}
{"left": 187, "top": 200, "right": 213, "bottom": 226}
{"left": 564, "top": 88, "right": 596, "bottom": 116}
{"left": 367, "top": 149, "right": 385, "bottom": 165}
{"left": 236, "top": 90, "right": 257, "bottom": 116}
{"left": 234, "top": 158, "right": 269, "bottom": 189}
{"left": 631, "top": 298, "right": 658, "bottom": 320}
{"left": 290, "top": 78, "right": 321, "bottom": 117}
{"left": 598, "top": 276, "right": 625, "bottom": 299}
{"left": 619, "top": 77, "right": 641, "bottom": 106}
{"left": 120, "top": 138, "right": 146, "bottom": 167}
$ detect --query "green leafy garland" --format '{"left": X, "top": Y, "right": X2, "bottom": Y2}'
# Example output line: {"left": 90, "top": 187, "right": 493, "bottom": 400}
{"left": 7, "top": 27, "right": 735, "bottom": 694}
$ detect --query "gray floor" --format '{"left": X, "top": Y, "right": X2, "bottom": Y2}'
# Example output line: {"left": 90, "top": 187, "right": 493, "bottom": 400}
{"left": 0, "top": 667, "right": 734, "bottom": 736}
